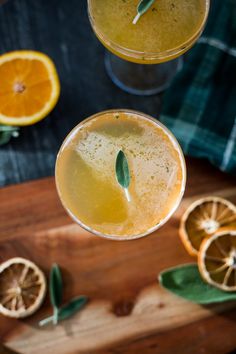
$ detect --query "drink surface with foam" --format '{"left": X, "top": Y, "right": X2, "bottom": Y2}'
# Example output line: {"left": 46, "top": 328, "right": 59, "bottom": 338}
{"left": 56, "top": 111, "right": 184, "bottom": 238}
{"left": 89, "top": 0, "right": 207, "bottom": 58}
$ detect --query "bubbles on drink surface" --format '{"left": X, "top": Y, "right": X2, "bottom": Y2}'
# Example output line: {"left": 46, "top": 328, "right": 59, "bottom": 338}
{"left": 58, "top": 111, "right": 183, "bottom": 236}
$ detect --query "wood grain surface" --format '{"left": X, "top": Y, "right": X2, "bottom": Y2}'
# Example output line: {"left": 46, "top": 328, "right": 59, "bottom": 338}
{"left": 0, "top": 157, "right": 236, "bottom": 354}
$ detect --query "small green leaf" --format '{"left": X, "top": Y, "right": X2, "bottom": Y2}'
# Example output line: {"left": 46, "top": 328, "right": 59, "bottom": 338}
{"left": 50, "top": 264, "right": 63, "bottom": 324}
{"left": 0, "top": 125, "right": 20, "bottom": 146}
{"left": 58, "top": 296, "right": 89, "bottom": 321}
{"left": 0, "top": 131, "right": 13, "bottom": 146}
{"left": 116, "top": 150, "right": 130, "bottom": 189}
{"left": 50, "top": 264, "right": 63, "bottom": 307}
{"left": 116, "top": 150, "right": 131, "bottom": 202}
{"left": 159, "top": 264, "right": 236, "bottom": 304}
{"left": 133, "top": 0, "right": 156, "bottom": 24}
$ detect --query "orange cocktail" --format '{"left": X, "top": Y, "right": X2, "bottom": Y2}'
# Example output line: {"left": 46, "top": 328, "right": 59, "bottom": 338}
{"left": 56, "top": 110, "right": 186, "bottom": 240}
{"left": 88, "top": 0, "right": 209, "bottom": 64}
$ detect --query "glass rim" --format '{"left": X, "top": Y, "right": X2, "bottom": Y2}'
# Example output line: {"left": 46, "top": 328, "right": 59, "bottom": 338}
{"left": 55, "top": 109, "right": 187, "bottom": 241}
{"left": 87, "top": 0, "right": 210, "bottom": 61}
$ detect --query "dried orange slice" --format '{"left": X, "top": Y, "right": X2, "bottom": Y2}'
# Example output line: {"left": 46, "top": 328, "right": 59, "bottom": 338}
{"left": 0, "top": 257, "right": 46, "bottom": 318}
{"left": 0, "top": 50, "right": 60, "bottom": 126}
{"left": 199, "top": 230, "right": 236, "bottom": 292}
{"left": 179, "top": 197, "right": 236, "bottom": 256}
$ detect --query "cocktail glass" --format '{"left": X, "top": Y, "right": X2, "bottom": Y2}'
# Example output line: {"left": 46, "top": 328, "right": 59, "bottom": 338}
{"left": 55, "top": 109, "right": 186, "bottom": 240}
{"left": 87, "top": 0, "right": 210, "bottom": 95}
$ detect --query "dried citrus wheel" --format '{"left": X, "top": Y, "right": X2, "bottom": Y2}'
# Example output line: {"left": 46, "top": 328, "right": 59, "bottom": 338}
{"left": 0, "top": 50, "right": 60, "bottom": 126}
{"left": 0, "top": 257, "right": 46, "bottom": 318}
{"left": 199, "top": 230, "right": 236, "bottom": 292}
{"left": 179, "top": 197, "right": 236, "bottom": 257}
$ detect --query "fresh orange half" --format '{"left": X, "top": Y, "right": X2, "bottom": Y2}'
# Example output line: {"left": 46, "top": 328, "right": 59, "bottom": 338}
{"left": 0, "top": 257, "right": 46, "bottom": 318}
{"left": 199, "top": 230, "right": 236, "bottom": 292}
{"left": 179, "top": 197, "right": 236, "bottom": 257}
{"left": 0, "top": 50, "right": 60, "bottom": 126}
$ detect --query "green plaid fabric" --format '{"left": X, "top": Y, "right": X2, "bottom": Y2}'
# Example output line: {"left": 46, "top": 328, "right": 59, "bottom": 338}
{"left": 160, "top": 0, "right": 236, "bottom": 175}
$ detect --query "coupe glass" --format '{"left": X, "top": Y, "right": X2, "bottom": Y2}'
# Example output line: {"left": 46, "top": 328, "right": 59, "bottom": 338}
{"left": 88, "top": 0, "right": 210, "bottom": 95}
{"left": 55, "top": 109, "right": 186, "bottom": 240}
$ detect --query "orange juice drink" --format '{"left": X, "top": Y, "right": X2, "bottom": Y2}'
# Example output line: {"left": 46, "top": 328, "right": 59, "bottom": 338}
{"left": 88, "top": 0, "right": 209, "bottom": 64}
{"left": 56, "top": 110, "right": 186, "bottom": 240}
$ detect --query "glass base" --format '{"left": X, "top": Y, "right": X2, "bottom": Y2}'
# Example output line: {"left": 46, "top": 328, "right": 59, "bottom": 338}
{"left": 104, "top": 52, "right": 183, "bottom": 96}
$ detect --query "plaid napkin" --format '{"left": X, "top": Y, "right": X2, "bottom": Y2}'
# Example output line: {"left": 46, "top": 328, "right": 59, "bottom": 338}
{"left": 160, "top": 0, "right": 236, "bottom": 175}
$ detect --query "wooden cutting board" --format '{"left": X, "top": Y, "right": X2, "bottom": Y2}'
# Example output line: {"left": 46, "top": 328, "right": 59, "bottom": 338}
{"left": 0, "top": 157, "right": 236, "bottom": 354}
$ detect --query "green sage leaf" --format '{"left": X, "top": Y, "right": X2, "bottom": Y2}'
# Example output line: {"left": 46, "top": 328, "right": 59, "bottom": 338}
{"left": 50, "top": 264, "right": 63, "bottom": 324}
{"left": 159, "top": 264, "right": 236, "bottom": 304}
{"left": 0, "top": 125, "right": 19, "bottom": 146}
{"left": 138, "top": 0, "right": 156, "bottom": 14}
{"left": 116, "top": 150, "right": 130, "bottom": 189}
{"left": 50, "top": 264, "right": 63, "bottom": 308}
{"left": 58, "top": 296, "right": 89, "bottom": 320}
{"left": 133, "top": 0, "right": 156, "bottom": 24}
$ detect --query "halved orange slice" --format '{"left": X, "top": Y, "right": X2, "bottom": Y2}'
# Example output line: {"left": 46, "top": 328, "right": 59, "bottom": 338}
{"left": 0, "top": 257, "right": 46, "bottom": 318}
{"left": 0, "top": 50, "right": 60, "bottom": 126}
{"left": 179, "top": 197, "right": 236, "bottom": 256}
{"left": 199, "top": 230, "right": 236, "bottom": 292}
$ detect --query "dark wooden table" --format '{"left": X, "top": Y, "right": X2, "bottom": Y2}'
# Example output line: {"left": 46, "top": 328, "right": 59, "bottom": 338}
{"left": 0, "top": 0, "right": 162, "bottom": 187}
{"left": 1, "top": 1, "right": 236, "bottom": 354}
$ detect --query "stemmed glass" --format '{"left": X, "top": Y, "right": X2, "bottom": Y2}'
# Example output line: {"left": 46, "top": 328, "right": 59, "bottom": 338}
{"left": 88, "top": 0, "right": 210, "bottom": 96}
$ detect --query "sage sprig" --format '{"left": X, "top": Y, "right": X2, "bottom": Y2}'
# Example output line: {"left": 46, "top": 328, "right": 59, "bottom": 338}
{"left": 133, "top": 0, "right": 156, "bottom": 24}
{"left": 159, "top": 264, "right": 236, "bottom": 304}
{"left": 39, "top": 296, "right": 88, "bottom": 326}
{"left": 39, "top": 264, "right": 89, "bottom": 327}
{"left": 0, "top": 125, "right": 19, "bottom": 146}
{"left": 116, "top": 150, "right": 131, "bottom": 202}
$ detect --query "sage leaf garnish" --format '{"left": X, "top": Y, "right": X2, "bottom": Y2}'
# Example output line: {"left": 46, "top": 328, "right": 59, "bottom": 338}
{"left": 133, "top": 0, "right": 156, "bottom": 24}
{"left": 39, "top": 264, "right": 89, "bottom": 327}
{"left": 159, "top": 264, "right": 236, "bottom": 304}
{"left": 50, "top": 264, "right": 63, "bottom": 325}
{"left": 0, "top": 125, "right": 19, "bottom": 146}
{"left": 116, "top": 150, "right": 131, "bottom": 202}
{"left": 57, "top": 296, "right": 88, "bottom": 321}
